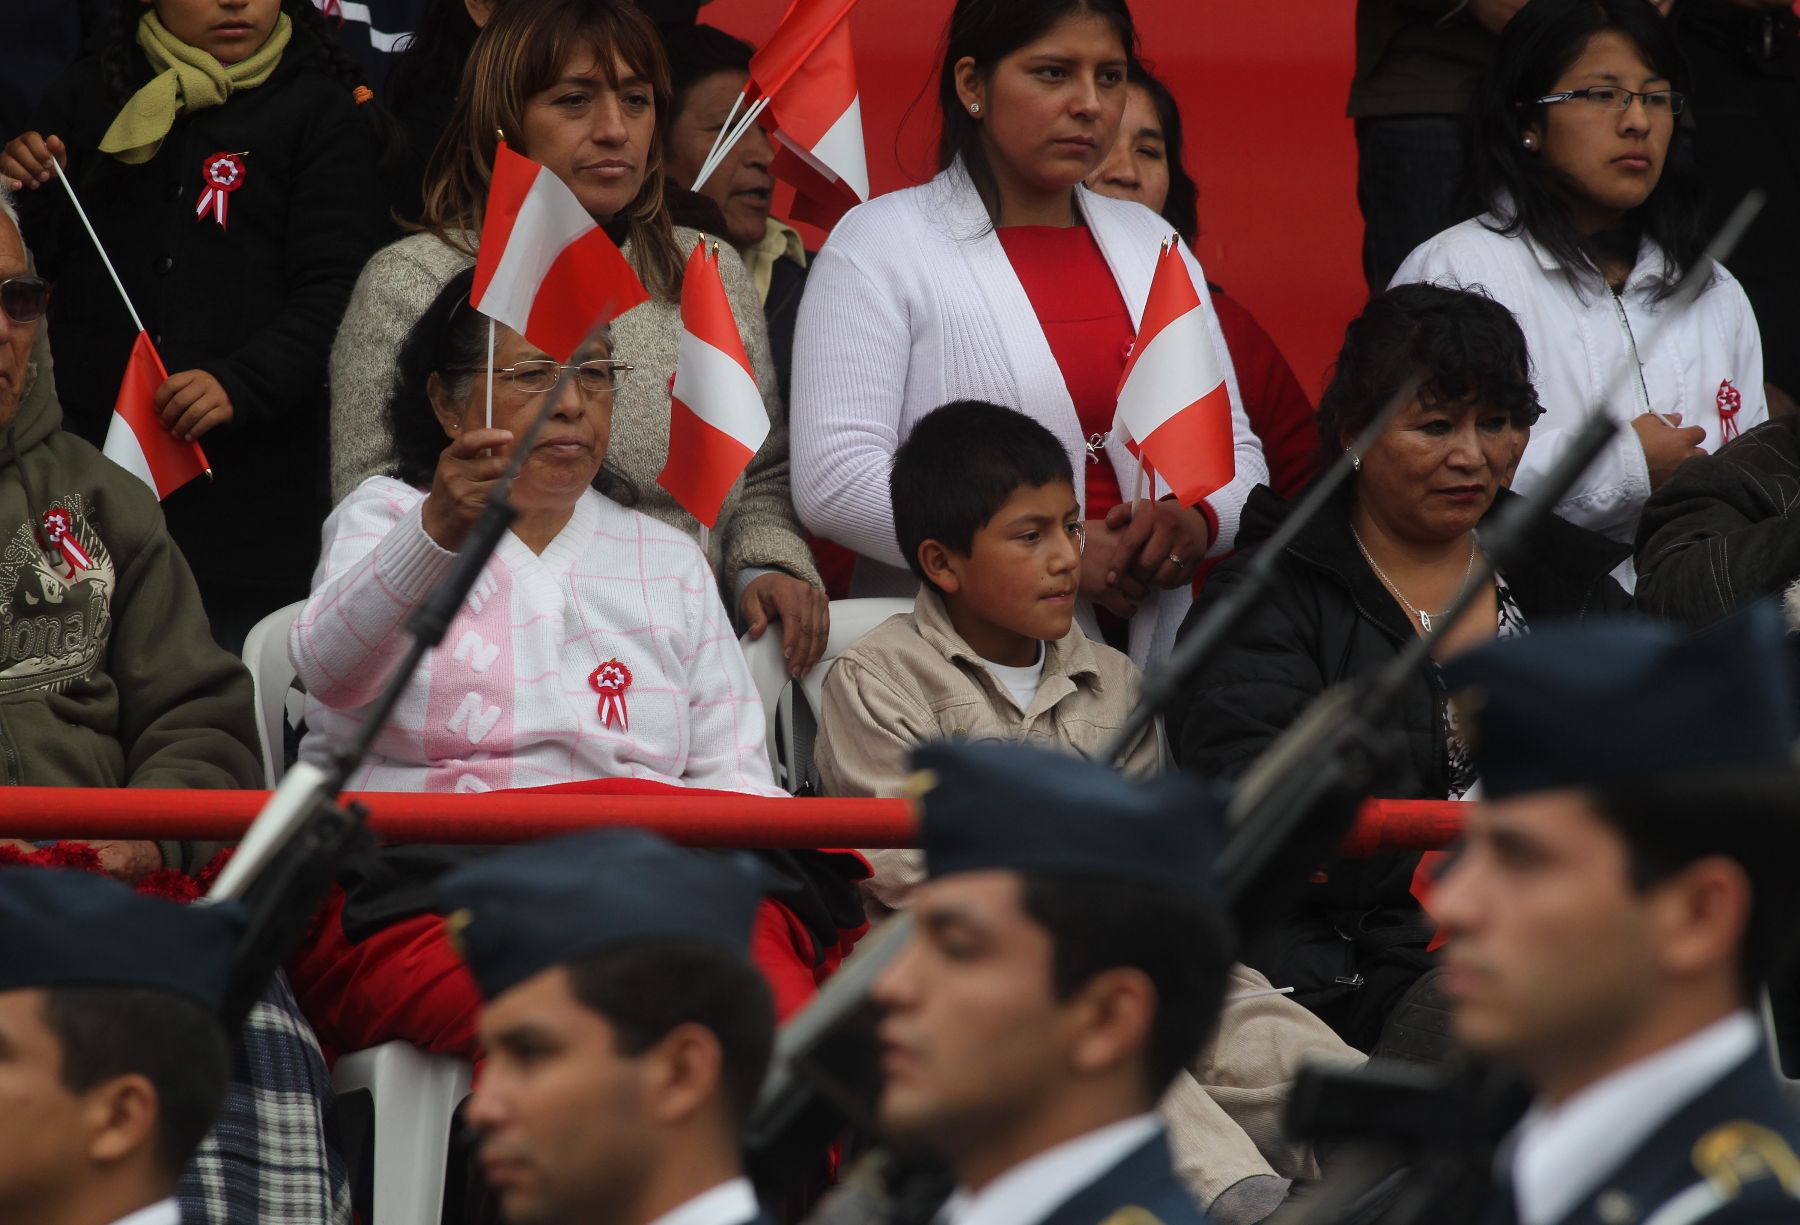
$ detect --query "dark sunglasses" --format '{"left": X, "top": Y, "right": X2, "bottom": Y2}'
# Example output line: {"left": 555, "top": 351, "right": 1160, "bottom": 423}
{"left": 1, "top": 275, "right": 50, "bottom": 325}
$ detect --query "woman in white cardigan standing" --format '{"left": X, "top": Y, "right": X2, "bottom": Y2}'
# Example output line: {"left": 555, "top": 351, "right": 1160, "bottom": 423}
{"left": 1391, "top": 0, "right": 1764, "bottom": 582}
{"left": 790, "top": 0, "right": 1267, "bottom": 668}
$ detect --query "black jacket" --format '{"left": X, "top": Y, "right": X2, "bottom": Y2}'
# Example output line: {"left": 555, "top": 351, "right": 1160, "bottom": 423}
{"left": 1674, "top": 0, "right": 1800, "bottom": 400}
{"left": 19, "top": 34, "right": 386, "bottom": 606}
{"left": 764, "top": 252, "right": 809, "bottom": 408}
{"left": 1169, "top": 482, "right": 1632, "bottom": 908}
{"left": 1636, "top": 415, "right": 1800, "bottom": 630}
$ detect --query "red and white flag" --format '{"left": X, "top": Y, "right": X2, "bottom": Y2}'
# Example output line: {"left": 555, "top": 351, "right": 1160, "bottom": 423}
{"left": 754, "top": 6, "right": 868, "bottom": 229}
{"left": 470, "top": 140, "right": 648, "bottom": 361}
{"left": 103, "top": 331, "right": 209, "bottom": 499}
{"left": 657, "top": 241, "right": 769, "bottom": 528}
{"left": 1113, "top": 242, "right": 1236, "bottom": 507}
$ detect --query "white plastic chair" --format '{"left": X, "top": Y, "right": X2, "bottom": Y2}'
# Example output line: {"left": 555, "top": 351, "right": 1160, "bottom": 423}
{"left": 741, "top": 597, "right": 913, "bottom": 793}
{"left": 331, "top": 1041, "right": 474, "bottom": 1225}
{"left": 239, "top": 599, "right": 309, "bottom": 788}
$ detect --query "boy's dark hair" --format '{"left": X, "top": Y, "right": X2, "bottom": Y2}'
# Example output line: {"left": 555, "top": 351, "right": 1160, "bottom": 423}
{"left": 41, "top": 987, "right": 231, "bottom": 1183}
{"left": 936, "top": 0, "right": 1136, "bottom": 227}
{"left": 663, "top": 25, "right": 755, "bottom": 119}
{"left": 1591, "top": 767, "right": 1800, "bottom": 999}
{"left": 1465, "top": 0, "right": 1706, "bottom": 302}
{"left": 564, "top": 939, "right": 775, "bottom": 1130}
{"left": 387, "top": 267, "right": 635, "bottom": 503}
{"left": 890, "top": 401, "right": 1074, "bottom": 587}
{"left": 1020, "top": 873, "right": 1233, "bottom": 1098}
{"left": 1316, "top": 282, "right": 1543, "bottom": 460}
{"left": 1128, "top": 62, "right": 1198, "bottom": 245}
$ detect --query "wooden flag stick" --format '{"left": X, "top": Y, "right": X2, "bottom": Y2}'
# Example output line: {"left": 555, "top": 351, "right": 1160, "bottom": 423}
{"left": 693, "top": 86, "right": 750, "bottom": 193}
{"left": 51, "top": 160, "right": 146, "bottom": 335}
{"left": 485, "top": 316, "right": 496, "bottom": 430}
{"left": 694, "top": 96, "right": 772, "bottom": 194}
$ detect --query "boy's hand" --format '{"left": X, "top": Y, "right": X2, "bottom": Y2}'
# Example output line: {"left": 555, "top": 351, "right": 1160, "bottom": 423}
{"left": 741, "top": 573, "right": 829, "bottom": 677}
{"left": 156, "top": 370, "right": 235, "bottom": 440}
{"left": 1, "top": 132, "right": 67, "bottom": 191}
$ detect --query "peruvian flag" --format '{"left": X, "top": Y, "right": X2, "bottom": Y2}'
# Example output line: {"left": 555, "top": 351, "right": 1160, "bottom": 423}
{"left": 753, "top": 2, "right": 868, "bottom": 229}
{"left": 471, "top": 140, "right": 649, "bottom": 361}
{"left": 1113, "top": 242, "right": 1236, "bottom": 507}
{"left": 103, "top": 331, "right": 209, "bottom": 499}
{"left": 657, "top": 240, "right": 769, "bottom": 528}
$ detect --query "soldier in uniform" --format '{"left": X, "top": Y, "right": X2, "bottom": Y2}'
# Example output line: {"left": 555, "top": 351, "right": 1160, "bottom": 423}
{"left": 437, "top": 829, "right": 777, "bottom": 1225}
{"left": 0, "top": 867, "right": 244, "bottom": 1225}
{"left": 1434, "top": 602, "right": 1800, "bottom": 1225}
{"left": 870, "top": 742, "right": 1235, "bottom": 1225}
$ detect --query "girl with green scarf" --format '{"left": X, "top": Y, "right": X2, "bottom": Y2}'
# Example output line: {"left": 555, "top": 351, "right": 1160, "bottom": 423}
{"left": 0, "top": 0, "right": 386, "bottom": 659}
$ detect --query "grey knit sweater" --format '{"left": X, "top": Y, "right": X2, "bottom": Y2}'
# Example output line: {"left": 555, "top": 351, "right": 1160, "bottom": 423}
{"left": 326, "top": 227, "right": 820, "bottom": 590}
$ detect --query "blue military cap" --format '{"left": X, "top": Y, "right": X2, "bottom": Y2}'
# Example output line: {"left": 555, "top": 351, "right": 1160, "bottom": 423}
{"left": 437, "top": 829, "right": 773, "bottom": 1000}
{"left": 1442, "top": 601, "right": 1797, "bottom": 799}
{"left": 911, "top": 742, "right": 1226, "bottom": 900}
{"left": 0, "top": 868, "right": 246, "bottom": 1010}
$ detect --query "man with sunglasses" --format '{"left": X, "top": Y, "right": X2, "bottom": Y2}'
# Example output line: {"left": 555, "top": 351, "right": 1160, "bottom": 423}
{"left": 0, "top": 185, "right": 261, "bottom": 870}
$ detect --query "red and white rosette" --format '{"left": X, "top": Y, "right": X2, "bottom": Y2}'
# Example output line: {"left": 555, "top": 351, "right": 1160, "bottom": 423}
{"left": 38, "top": 507, "right": 94, "bottom": 579}
{"left": 195, "top": 152, "right": 246, "bottom": 230}
{"left": 589, "top": 659, "right": 633, "bottom": 732}
{"left": 1717, "top": 378, "right": 1743, "bottom": 443}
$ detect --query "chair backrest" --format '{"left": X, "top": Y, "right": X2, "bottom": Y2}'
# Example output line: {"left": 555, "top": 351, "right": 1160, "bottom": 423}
{"left": 239, "top": 600, "right": 309, "bottom": 789}
{"left": 740, "top": 597, "right": 913, "bottom": 793}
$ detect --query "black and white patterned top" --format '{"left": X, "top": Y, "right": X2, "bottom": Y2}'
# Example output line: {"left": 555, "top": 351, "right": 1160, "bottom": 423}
{"left": 1442, "top": 577, "right": 1527, "bottom": 801}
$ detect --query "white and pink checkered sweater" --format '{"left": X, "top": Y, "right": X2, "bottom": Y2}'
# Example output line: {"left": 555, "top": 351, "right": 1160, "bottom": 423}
{"left": 290, "top": 477, "right": 782, "bottom": 796}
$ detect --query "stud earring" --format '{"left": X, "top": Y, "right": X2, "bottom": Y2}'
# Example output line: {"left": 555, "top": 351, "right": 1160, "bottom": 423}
{"left": 1350, "top": 452, "right": 1361, "bottom": 471}
{"left": 970, "top": 103, "right": 981, "bottom": 115}
{"left": 1522, "top": 135, "right": 1536, "bottom": 150}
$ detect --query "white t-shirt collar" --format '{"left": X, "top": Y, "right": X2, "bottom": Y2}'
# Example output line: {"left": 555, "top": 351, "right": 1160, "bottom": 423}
{"left": 109, "top": 1200, "right": 181, "bottom": 1225}
{"left": 981, "top": 643, "right": 1046, "bottom": 713}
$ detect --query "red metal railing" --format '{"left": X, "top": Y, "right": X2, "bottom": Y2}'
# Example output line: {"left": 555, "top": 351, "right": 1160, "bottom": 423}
{"left": 0, "top": 788, "right": 1467, "bottom": 853}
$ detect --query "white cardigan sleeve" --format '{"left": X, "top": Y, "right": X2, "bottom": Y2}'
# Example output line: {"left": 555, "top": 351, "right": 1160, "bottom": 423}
{"left": 677, "top": 556, "right": 786, "bottom": 797}
{"left": 788, "top": 229, "right": 917, "bottom": 570}
{"left": 288, "top": 482, "right": 456, "bottom": 710}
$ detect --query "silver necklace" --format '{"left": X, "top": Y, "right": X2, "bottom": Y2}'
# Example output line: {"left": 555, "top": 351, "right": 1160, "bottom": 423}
{"left": 1349, "top": 526, "right": 1476, "bottom": 633}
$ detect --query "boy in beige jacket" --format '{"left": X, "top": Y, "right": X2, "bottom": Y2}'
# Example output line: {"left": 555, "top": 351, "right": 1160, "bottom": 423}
{"left": 813, "top": 401, "right": 1363, "bottom": 1225}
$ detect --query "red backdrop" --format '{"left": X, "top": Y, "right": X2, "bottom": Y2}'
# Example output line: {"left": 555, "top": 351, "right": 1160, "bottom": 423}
{"left": 702, "top": 0, "right": 1365, "bottom": 400}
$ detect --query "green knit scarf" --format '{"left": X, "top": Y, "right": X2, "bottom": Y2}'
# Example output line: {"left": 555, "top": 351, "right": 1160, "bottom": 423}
{"left": 98, "top": 10, "right": 293, "bottom": 165}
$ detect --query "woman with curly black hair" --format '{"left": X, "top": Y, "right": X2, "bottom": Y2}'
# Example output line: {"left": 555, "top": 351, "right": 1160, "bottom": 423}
{"left": 0, "top": 0, "right": 388, "bottom": 649}
{"left": 1392, "top": 0, "right": 1765, "bottom": 579}
{"left": 1167, "top": 283, "right": 1630, "bottom": 1054}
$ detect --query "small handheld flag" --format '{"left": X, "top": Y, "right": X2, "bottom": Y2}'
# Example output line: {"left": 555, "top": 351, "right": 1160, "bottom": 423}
{"left": 49, "top": 161, "right": 208, "bottom": 498}
{"left": 1113, "top": 240, "right": 1236, "bottom": 507}
{"left": 760, "top": 15, "right": 868, "bottom": 229}
{"left": 471, "top": 140, "right": 649, "bottom": 363}
{"left": 657, "top": 241, "right": 770, "bottom": 529}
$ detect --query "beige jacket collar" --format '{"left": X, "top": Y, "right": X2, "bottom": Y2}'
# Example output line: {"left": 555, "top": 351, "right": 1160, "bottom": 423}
{"left": 911, "top": 584, "right": 1105, "bottom": 717}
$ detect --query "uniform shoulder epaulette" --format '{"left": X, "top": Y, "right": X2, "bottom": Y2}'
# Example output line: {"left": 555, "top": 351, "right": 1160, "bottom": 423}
{"left": 1641, "top": 1121, "right": 1800, "bottom": 1225}
{"left": 1099, "top": 1207, "right": 1166, "bottom": 1225}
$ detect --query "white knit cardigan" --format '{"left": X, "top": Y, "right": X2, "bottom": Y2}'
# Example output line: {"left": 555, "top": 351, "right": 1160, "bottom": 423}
{"left": 1393, "top": 214, "right": 1766, "bottom": 549}
{"left": 789, "top": 161, "right": 1268, "bottom": 668}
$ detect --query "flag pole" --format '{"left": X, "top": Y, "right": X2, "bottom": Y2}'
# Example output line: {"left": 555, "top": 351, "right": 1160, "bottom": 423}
{"left": 694, "top": 96, "right": 772, "bottom": 194}
{"left": 693, "top": 86, "right": 750, "bottom": 193}
{"left": 51, "top": 160, "right": 146, "bottom": 335}
{"left": 485, "top": 316, "right": 496, "bottom": 430}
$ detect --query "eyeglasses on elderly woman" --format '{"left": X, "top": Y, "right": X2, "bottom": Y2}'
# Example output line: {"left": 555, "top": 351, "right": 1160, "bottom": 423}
{"left": 449, "top": 358, "right": 635, "bottom": 395}
{"left": 1, "top": 275, "right": 50, "bottom": 325}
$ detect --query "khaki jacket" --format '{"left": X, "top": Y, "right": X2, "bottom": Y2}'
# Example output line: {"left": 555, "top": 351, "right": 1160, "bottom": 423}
{"left": 816, "top": 585, "right": 1161, "bottom": 906}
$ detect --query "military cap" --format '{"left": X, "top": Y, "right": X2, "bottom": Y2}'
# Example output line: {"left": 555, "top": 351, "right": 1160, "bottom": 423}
{"left": 1442, "top": 601, "right": 1796, "bottom": 799}
{"left": 437, "top": 829, "right": 772, "bottom": 1000}
{"left": 0, "top": 868, "right": 246, "bottom": 1010}
{"left": 912, "top": 742, "right": 1226, "bottom": 899}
